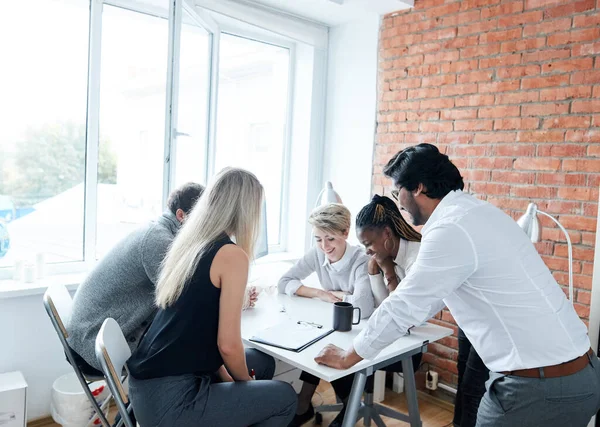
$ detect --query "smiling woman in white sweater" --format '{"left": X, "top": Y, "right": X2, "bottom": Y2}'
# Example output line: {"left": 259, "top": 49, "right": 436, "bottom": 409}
{"left": 278, "top": 203, "right": 374, "bottom": 427}
{"left": 277, "top": 203, "right": 374, "bottom": 317}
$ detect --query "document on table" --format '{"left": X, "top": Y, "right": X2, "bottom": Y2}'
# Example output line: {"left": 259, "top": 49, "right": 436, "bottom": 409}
{"left": 250, "top": 319, "right": 334, "bottom": 352}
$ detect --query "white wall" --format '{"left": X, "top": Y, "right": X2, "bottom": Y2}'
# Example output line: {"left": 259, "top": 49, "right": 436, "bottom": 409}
{"left": 321, "top": 14, "right": 380, "bottom": 242}
{"left": 0, "top": 294, "right": 72, "bottom": 420}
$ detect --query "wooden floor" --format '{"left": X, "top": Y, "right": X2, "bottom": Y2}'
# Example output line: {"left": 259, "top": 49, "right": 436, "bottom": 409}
{"left": 38, "top": 383, "right": 453, "bottom": 427}
{"left": 310, "top": 382, "right": 454, "bottom": 427}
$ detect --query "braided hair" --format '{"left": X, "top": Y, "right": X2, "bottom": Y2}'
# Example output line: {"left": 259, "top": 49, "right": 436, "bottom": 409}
{"left": 356, "top": 195, "right": 421, "bottom": 242}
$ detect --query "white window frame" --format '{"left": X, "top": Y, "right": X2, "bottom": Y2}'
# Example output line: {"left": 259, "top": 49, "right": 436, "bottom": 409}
{"left": 211, "top": 21, "right": 296, "bottom": 253}
{"left": 163, "top": 0, "right": 220, "bottom": 202}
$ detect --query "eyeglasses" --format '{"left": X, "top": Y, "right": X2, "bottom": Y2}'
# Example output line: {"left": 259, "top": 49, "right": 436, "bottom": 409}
{"left": 391, "top": 189, "right": 399, "bottom": 201}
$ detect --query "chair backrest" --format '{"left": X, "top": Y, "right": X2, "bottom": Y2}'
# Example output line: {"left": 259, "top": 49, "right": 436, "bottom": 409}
{"left": 95, "top": 318, "right": 132, "bottom": 407}
{"left": 43, "top": 283, "right": 73, "bottom": 339}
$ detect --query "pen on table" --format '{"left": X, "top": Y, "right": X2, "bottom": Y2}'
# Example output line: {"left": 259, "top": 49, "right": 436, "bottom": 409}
{"left": 250, "top": 369, "right": 256, "bottom": 380}
{"left": 297, "top": 320, "right": 323, "bottom": 329}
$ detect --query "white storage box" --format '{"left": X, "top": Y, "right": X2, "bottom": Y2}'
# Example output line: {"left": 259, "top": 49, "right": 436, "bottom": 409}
{"left": 0, "top": 371, "right": 27, "bottom": 427}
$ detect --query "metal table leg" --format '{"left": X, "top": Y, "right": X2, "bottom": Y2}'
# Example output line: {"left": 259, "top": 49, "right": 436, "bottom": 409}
{"left": 401, "top": 356, "right": 422, "bottom": 427}
{"left": 342, "top": 371, "right": 368, "bottom": 427}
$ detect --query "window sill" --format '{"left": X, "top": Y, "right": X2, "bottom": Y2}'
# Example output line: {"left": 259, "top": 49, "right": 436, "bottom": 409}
{"left": 0, "top": 251, "right": 303, "bottom": 300}
{"left": 0, "top": 273, "right": 85, "bottom": 300}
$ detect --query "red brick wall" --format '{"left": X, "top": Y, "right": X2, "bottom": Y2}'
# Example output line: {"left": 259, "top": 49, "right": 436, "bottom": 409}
{"left": 375, "top": 0, "right": 599, "bottom": 387}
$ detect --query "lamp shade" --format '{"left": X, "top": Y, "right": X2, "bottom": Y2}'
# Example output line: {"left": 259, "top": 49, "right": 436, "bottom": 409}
{"left": 320, "top": 181, "right": 343, "bottom": 205}
{"left": 516, "top": 202, "right": 541, "bottom": 243}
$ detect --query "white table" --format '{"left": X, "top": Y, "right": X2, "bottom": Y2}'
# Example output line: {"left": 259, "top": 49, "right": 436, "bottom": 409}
{"left": 242, "top": 293, "right": 453, "bottom": 427}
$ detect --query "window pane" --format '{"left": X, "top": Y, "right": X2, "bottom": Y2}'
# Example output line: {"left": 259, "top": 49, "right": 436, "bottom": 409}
{"left": 215, "top": 34, "right": 290, "bottom": 246}
{"left": 96, "top": 5, "right": 168, "bottom": 258}
{"left": 172, "top": 12, "right": 211, "bottom": 188}
{"left": 0, "top": 0, "right": 89, "bottom": 267}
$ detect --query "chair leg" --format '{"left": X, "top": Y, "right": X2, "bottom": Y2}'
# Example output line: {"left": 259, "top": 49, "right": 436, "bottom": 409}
{"left": 86, "top": 395, "right": 112, "bottom": 427}
{"left": 73, "top": 371, "right": 111, "bottom": 427}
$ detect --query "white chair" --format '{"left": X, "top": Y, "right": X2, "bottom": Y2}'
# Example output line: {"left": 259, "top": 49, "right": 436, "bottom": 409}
{"left": 43, "top": 284, "right": 112, "bottom": 427}
{"left": 95, "top": 318, "right": 135, "bottom": 427}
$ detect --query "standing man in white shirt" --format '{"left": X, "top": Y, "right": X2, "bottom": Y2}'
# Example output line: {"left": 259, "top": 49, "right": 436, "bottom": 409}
{"left": 314, "top": 143, "right": 600, "bottom": 426}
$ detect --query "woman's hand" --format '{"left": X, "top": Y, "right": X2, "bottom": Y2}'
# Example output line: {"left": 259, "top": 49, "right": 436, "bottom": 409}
{"left": 248, "top": 286, "right": 259, "bottom": 307}
{"left": 374, "top": 257, "right": 399, "bottom": 291}
{"left": 368, "top": 256, "right": 381, "bottom": 275}
{"left": 330, "top": 291, "right": 348, "bottom": 300}
{"left": 217, "top": 365, "right": 234, "bottom": 383}
{"left": 242, "top": 286, "right": 259, "bottom": 310}
{"left": 318, "top": 290, "right": 343, "bottom": 303}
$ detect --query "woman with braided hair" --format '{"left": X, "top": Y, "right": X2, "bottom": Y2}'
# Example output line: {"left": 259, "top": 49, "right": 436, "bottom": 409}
{"left": 355, "top": 194, "right": 422, "bottom": 305}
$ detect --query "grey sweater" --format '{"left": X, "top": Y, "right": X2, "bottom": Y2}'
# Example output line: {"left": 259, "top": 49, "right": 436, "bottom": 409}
{"left": 67, "top": 211, "right": 179, "bottom": 370}
{"left": 278, "top": 244, "right": 375, "bottom": 318}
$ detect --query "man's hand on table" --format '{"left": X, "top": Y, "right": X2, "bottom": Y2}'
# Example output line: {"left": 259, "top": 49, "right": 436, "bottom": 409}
{"left": 314, "top": 344, "right": 363, "bottom": 370}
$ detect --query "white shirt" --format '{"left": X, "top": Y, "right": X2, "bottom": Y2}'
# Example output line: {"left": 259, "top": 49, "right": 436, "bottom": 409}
{"left": 354, "top": 190, "right": 590, "bottom": 372}
{"left": 369, "top": 239, "right": 421, "bottom": 307}
{"left": 323, "top": 243, "right": 358, "bottom": 273}
{"left": 278, "top": 242, "right": 376, "bottom": 317}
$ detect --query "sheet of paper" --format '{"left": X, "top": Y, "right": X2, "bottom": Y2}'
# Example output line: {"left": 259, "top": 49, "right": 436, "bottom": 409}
{"left": 252, "top": 319, "right": 330, "bottom": 350}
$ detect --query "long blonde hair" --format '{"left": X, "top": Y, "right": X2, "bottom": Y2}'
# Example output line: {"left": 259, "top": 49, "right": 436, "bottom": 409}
{"left": 155, "top": 167, "right": 264, "bottom": 308}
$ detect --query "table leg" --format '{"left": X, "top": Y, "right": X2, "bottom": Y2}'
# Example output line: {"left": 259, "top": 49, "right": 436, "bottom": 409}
{"left": 342, "top": 371, "right": 368, "bottom": 427}
{"left": 401, "top": 356, "right": 422, "bottom": 427}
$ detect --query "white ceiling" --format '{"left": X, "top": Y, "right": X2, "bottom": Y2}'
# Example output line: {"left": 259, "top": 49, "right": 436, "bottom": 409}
{"left": 238, "top": 0, "right": 413, "bottom": 26}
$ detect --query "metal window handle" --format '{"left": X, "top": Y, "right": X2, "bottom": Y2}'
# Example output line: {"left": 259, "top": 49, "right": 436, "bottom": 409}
{"left": 175, "top": 130, "right": 191, "bottom": 137}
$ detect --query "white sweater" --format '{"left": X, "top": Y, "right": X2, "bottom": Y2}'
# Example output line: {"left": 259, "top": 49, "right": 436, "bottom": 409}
{"left": 277, "top": 243, "right": 375, "bottom": 318}
{"left": 369, "top": 239, "right": 421, "bottom": 307}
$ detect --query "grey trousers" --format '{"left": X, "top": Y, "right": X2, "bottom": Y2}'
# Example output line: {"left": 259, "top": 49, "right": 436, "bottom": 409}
{"left": 129, "top": 349, "right": 297, "bottom": 427}
{"left": 476, "top": 352, "right": 600, "bottom": 427}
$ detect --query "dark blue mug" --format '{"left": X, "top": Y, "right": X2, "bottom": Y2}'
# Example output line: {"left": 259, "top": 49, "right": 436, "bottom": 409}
{"left": 333, "top": 302, "right": 361, "bottom": 332}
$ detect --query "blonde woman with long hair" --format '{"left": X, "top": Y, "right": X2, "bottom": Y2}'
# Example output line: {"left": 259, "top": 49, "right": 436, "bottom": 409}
{"left": 127, "top": 168, "right": 297, "bottom": 427}
{"left": 278, "top": 203, "right": 374, "bottom": 427}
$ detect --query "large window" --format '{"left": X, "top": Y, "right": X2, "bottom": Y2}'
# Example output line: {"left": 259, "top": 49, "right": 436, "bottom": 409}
{"left": 215, "top": 34, "right": 290, "bottom": 247}
{"left": 0, "top": 0, "right": 298, "bottom": 279}
{"left": 0, "top": 0, "right": 90, "bottom": 267}
{"left": 172, "top": 11, "right": 211, "bottom": 188}
{"left": 96, "top": 5, "right": 169, "bottom": 258}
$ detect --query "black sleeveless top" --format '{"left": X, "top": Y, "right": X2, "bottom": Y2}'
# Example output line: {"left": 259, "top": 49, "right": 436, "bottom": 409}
{"left": 128, "top": 235, "right": 233, "bottom": 380}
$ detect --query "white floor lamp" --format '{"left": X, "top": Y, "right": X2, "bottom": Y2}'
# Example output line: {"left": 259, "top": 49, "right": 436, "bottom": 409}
{"left": 516, "top": 203, "right": 574, "bottom": 303}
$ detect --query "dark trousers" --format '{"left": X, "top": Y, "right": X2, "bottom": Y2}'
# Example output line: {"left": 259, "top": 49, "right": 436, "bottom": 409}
{"left": 300, "top": 352, "right": 423, "bottom": 401}
{"left": 130, "top": 349, "right": 297, "bottom": 427}
{"left": 453, "top": 328, "right": 489, "bottom": 427}
{"left": 67, "top": 347, "right": 105, "bottom": 378}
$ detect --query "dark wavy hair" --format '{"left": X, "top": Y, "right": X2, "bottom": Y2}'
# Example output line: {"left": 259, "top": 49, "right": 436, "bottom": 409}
{"left": 356, "top": 195, "right": 421, "bottom": 242}
{"left": 167, "top": 182, "right": 205, "bottom": 215}
{"left": 383, "top": 143, "right": 464, "bottom": 199}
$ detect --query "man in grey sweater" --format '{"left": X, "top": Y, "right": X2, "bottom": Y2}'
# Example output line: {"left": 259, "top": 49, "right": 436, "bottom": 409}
{"left": 67, "top": 182, "right": 204, "bottom": 374}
